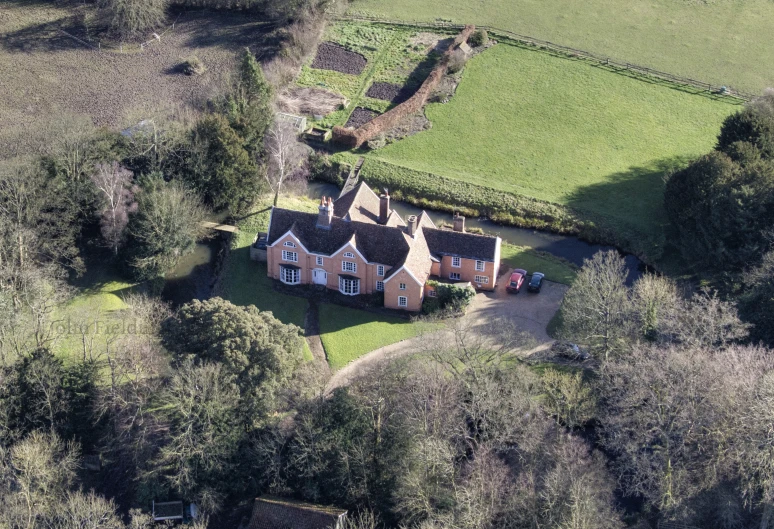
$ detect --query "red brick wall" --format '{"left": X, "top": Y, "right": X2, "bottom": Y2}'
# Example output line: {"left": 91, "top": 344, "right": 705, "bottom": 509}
{"left": 438, "top": 255, "right": 496, "bottom": 290}
{"left": 333, "top": 25, "right": 476, "bottom": 148}
{"left": 384, "top": 268, "right": 424, "bottom": 311}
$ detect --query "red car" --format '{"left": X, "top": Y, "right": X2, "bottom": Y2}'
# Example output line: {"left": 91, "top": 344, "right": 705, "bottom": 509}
{"left": 506, "top": 269, "right": 527, "bottom": 293}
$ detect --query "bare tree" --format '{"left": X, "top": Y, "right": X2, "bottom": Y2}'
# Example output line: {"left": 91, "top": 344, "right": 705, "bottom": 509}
{"left": 560, "top": 250, "right": 631, "bottom": 362}
{"left": 91, "top": 162, "right": 137, "bottom": 255}
{"left": 541, "top": 368, "right": 596, "bottom": 429}
{"left": 0, "top": 431, "right": 79, "bottom": 529}
{"left": 265, "top": 120, "right": 308, "bottom": 206}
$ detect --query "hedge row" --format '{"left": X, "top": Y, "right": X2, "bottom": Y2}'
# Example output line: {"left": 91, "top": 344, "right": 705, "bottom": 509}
{"left": 356, "top": 158, "right": 665, "bottom": 264}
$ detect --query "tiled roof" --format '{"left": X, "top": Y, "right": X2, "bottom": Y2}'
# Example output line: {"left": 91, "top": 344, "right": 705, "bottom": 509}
{"left": 333, "top": 181, "right": 382, "bottom": 223}
{"left": 249, "top": 496, "right": 346, "bottom": 529}
{"left": 267, "top": 182, "right": 499, "bottom": 275}
{"left": 268, "top": 208, "right": 410, "bottom": 267}
{"left": 424, "top": 227, "right": 499, "bottom": 261}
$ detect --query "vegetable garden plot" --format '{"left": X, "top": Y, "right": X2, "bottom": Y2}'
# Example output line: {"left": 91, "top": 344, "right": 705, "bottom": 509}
{"left": 311, "top": 42, "right": 367, "bottom": 75}
{"left": 366, "top": 81, "right": 415, "bottom": 104}
{"left": 345, "top": 107, "right": 379, "bottom": 128}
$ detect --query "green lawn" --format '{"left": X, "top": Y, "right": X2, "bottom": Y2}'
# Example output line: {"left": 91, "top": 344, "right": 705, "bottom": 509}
{"left": 220, "top": 195, "right": 318, "bottom": 328}
{"left": 53, "top": 265, "right": 138, "bottom": 365}
{"left": 348, "top": 0, "right": 774, "bottom": 94}
{"left": 368, "top": 42, "right": 737, "bottom": 244}
{"left": 319, "top": 305, "right": 428, "bottom": 370}
{"left": 500, "top": 244, "right": 577, "bottom": 286}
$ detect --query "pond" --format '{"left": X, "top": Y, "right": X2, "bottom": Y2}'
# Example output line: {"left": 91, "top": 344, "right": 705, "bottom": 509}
{"left": 307, "top": 181, "right": 645, "bottom": 283}
{"left": 161, "top": 212, "right": 229, "bottom": 306}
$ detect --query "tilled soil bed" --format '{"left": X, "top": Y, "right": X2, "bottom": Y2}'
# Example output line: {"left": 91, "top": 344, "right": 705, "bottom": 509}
{"left": 345, "top": 107, "right": 379, "bottom": 128}
{"left": 366, "top": 81, "right": 414, "bottom": 104}
{"left": 311, "top": 42, "right": 367, "bottom": 75}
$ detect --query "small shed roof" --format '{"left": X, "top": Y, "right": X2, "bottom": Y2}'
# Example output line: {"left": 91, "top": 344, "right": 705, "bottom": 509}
{"left": 248, "top": 496, "right": 346, "bottom": 529}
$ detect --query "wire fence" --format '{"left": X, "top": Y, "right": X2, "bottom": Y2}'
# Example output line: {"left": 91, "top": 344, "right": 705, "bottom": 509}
{"left": 53, "top": 13, "right": 183, "bottom": 54}
{"left": 337, "top": 15, "right": 756, "bottom": 102}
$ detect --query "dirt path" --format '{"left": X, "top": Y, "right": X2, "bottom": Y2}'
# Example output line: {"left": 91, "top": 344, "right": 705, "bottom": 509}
{"left": 326, "top": 271, "right": 568, "bottom": 392}
{"left": 304, "top": 300, "right": 331, "bottom": 374}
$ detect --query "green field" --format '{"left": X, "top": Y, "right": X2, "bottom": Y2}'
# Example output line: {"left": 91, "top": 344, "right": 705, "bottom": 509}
{"left": 348, "top": 0, "right": 774, "bottom": 94}
{"left": 368, "top": 42, "right": 737, "bottom": 245}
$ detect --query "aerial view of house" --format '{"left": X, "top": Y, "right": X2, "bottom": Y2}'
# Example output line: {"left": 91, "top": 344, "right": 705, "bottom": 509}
{"left": 265, "top": 182, "right": 501, "bottom": 311}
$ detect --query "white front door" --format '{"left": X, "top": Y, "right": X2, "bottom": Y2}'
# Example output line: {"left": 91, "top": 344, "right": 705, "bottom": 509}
{"left": 312, "top": 268, "right": 327, "bottom": 285}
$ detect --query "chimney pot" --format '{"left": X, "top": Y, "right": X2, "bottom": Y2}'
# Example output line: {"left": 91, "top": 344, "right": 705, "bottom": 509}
{"left": 453, "top": 213, "right": 465, "bottom": 233}
{"left": 317, "top": 195, "right": 333, "bottom": 229}
{"left": 407, "top": 215, "right": 418, "bottom": 237}
{"left": 379, "top": 192, "right": 390, "bottom": 224}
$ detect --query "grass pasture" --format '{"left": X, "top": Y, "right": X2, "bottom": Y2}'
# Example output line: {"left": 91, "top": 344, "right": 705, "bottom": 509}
{"left": 348, "top": 0, "right": 774, "bottom": 95}
{"left": 367, "top": 42, "right": 737, "bottom": 249}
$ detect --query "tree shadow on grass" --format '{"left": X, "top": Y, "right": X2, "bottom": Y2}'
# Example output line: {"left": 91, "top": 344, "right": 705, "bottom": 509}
{"left": 562, "top": 155, "right": 694, "bottom": 261}
{"left": 0, "top": 16, "right": 90, "bottom": 53}
{"left": 178, "top": 10, "right": 284, "bottom": 59}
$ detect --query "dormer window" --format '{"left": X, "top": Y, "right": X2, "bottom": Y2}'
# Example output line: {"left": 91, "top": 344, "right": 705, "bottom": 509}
{"left": 344, "top": 252, "right": 355, "bottom": 258}
{"left": 283, "top": 241, "right": 296, "bottom": 248}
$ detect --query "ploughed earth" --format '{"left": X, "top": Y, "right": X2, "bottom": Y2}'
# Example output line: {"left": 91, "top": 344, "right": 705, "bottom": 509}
{"left": 345, "top": 107, "right": 379, "bottom": 128}
{"left": 366, "top": 81, "right": 415, "bottom": 104}
{"left": 311, "top": 42, "right": 367, "bottom": 75}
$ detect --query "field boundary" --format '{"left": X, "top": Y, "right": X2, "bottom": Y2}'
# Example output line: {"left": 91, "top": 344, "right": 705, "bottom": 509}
{"left": 335, "top": 15, "right": 755, "bottom": 102}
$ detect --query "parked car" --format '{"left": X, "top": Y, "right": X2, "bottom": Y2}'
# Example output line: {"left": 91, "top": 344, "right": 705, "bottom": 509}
{"left": 551, "top": 341, "right": 591, "bottom": 361}
{"left": 527, "top": 272, "right": 545, "bottom": 293}
{"left": 506, "top": 269, "right": 527, "bottom": 293}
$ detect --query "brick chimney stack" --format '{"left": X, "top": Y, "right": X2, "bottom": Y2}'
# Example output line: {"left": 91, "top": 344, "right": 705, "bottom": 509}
{"left": 453, "top": 213, "right": 465, "bottom": 233}
{"left": 407, "top": 215, "right": 418, "bottom": 237}
{"left": 317, "top": 196, "right": 333, "bottom": 229}
{"left": 379, "top": 190, "right": 390, "bottom": 224}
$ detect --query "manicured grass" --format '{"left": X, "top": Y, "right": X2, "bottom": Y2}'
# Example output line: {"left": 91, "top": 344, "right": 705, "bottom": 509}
{"left": 500, "top": 244, "right": 577, "bottom": 286}
{"left": 220, "top": 195, "right": 319, "bottom": 328}
{"left": 319, "top": 305, "right": 426, "bottom": 370}
{"left": 348, "top": 0, "right": 774, "bottom": 94}
{"left": 369, "top": 42, "right": 737, "bottom": 245}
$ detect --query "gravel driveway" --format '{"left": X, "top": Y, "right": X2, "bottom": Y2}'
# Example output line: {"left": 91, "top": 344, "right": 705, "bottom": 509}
{"left": 326, "top": 269, "right": 568, "bottom": 391}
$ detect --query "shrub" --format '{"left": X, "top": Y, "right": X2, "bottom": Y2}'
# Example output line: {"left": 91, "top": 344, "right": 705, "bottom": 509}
{"left": 447, "top": 48, "right": 468, "bottom": 74}
{"left": 104, "top": 0, "right": 168, "bottom": 36}
{"left": 469, "top": 29, "right": 488, "bottom": 48}
{"left": 423, "top": 280, "right": 476, "bottom": 314}
{"left": 179, "top": 56, "right": 205, "bottom": 76}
